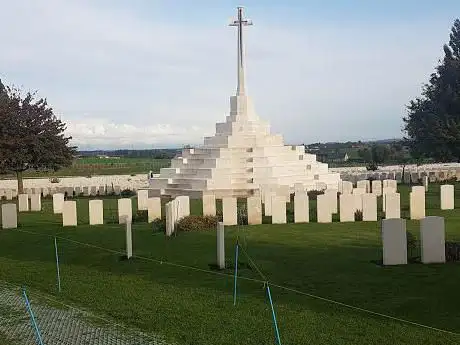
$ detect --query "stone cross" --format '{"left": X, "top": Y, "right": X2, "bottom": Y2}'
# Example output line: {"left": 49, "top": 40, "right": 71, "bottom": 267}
{"left": 229, "top": 6, "right": 253, "bottom": 96}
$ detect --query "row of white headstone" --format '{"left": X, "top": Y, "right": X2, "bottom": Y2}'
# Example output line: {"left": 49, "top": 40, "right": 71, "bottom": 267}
{"left": 1, "top": 185, "right": 126, "bottom": 198}
{"left": 382, "top": 217, "right": 446, "bottom": 265}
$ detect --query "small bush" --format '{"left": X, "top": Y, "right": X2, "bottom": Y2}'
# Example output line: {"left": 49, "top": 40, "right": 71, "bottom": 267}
{"left": 216, "top": 209, "right": 223, "bottom": 222}
{"left": 307, "top": 190, "right": 324, "bottom": 201}
{"left": 176, "top": 215, "right": 219, "bottom": 232}
{"left": 354, "top": 210, "right": 363, "bottom": 221}
{"left": 133, "top": 210, "right": 148, "bottom": 223}
{"left": 237, "top": 204, "right": 248, "bottom": 225}
{"left": 49, "top": 177, "right": 60, "bottom": 184}
{"left": 407, "top": 231, "right": 417, "bottom": 259}
{"left": 121, "top": 189, "right": 135, "bottom": 197}
{"left": 152, "top": 218, "right": 166, "bottom": 233}
{"left": 445, "top": 242, "right": 460, "bottom": 262}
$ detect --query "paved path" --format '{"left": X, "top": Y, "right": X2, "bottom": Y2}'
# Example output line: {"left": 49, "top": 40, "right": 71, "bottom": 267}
{"left": 0, "top": 283, "right": 169, "bottom": 345}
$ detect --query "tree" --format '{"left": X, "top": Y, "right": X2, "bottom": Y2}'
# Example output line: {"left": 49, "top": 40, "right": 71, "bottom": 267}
{"left": 0, "top": 80, "right": 77, "bottom": 193}
{"left": 404, "top": 19, "right": 460, "bottom": 162}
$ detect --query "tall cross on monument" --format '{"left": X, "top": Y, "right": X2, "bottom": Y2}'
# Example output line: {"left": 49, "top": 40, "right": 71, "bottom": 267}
{"left": 230, "top": 7, "right": 253, "bottom": 96}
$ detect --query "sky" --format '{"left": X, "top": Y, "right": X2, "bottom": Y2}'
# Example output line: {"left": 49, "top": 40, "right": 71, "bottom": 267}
{"left": 1, "top": 0, "right": 460, "bottom": 149}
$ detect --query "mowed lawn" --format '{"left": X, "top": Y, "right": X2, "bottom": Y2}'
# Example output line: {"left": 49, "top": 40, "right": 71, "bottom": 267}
{"left": 0, "top": 183, "right": 459, "bottom": 344}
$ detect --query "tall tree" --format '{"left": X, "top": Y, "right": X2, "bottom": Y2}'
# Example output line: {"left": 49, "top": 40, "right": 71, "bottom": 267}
{"left": 0, "top": 80, "right": 77, "bottom": 192}
{"left": 404, "top": 19, "right": 460, "bottom": 162}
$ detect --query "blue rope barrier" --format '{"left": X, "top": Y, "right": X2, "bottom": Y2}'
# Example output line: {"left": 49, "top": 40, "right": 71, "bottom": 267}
{"left": 22, "top": 288, "right": 45, "bottom": 345}
{"left": 54, "top": 237, "right": 61, "bottom": 293}
{"left": 233, "top": 242, "right": 239, "bottom": 306}
{"left": 266, "top": 283, "right": 282, "bottom": 345}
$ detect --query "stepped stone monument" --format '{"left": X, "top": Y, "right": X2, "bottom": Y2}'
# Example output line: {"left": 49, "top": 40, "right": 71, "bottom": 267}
{"left": 149, "top": 7, "right": 341, "bottom": 198}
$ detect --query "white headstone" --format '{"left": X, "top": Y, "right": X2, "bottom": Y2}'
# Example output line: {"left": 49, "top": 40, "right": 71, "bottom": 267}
{"left": 53, "top": 193, "right": 64, "bottom": 214}
{"left": 382, "top": 218, "right": 407, "bottom": 265}
{"left": 440, "top": 184, "right": 454, "bottom": 210}
{"left": 420, "top": 216, "right": 445, "bottom": 264}
{"left": 362, "top": 193, "right": 377, "bottom": 221}
{"left": 1, "top": 204, "right": 17, "bottom": 229}
{"left": 324, "top": 189, "right": 338, "bottom": 213}
{"left": 271, "top": 196, "right": 286, "bottom": 224}
{"left": 353, "top": 193, "right": 363, "bottom": 212}
{"left": 357, "top": 180, "right": 370, "bottom": 193}
{"left": 202, "top": 194, "right": 216, "bottom": 216}
{"left": 89, "top": 199, "right": 104, "bottom": 225}
{"left": 423, "top": 176, "right": 429, "bottom": 192}
{"left": 18, "top": 194, "right": 29, "bottom": 212}
{"left": 30, "top": 194, "right": 41, "bottom": 212}
{"left": 247, "top": 196, "right": 262, "bottom": 225}
{"left": 222, "top": 197, "right": 237, "bottom": 226}
{"left": 62, "top": 201, "right": 77, "bottom": 226}
{"left": 341, "top": 181, "right": 353, "bottom": 194}
{"left": 294, "top": 191, "right": 309, "bottom": 223}
{"left": 5, "top": 189, "right": 13, "bottom": 201}
{"left": 165, "top": 201, "right": 175, "bottom": 236}
{"left": 217, "top": 222, "right": 225, "bottom": 269}
{"left": 114, "top": 186, "right": 121, "bottom": 195}
{"left": 317, "top": 194, "right": 332, "bottom": 223}
{"left": 176, "top": 196, "right": 190, "bottom": 219}
{"left": 42, "top": 187, "right": 49, "bottom": 197}
{"left": 137, "top": 190, "right": 149, "bottom": 211}
{"left": 147, "top": 197, "right": 162, "bottom": 222}
{"left": 98, "top": 186, "right": 105, "bottom": 195}
{"left": 118, "top": 198, "right": 132, "bottom": 224}
{"left": 83, "top": 187, "right": 90, "bottom": 196}
{"left": 371, "top": 180, "right": 382, "bottom": 196}
{"left": 126, "top": 220, "right": 133, "bottom": 259}
{"left": 385, "top": 193, "right": 401, "bottom": 219}
{"left": 339, "top": 194, "right": 355, "bottom": 222}
{"left": 263, "top": 190, "right": 273, "bottom": 216}
{"left": 410, "top": 191, "right": 425, "bottom": 220}
{"left": 90, "top": 186, "right": 97, "bottom": 196}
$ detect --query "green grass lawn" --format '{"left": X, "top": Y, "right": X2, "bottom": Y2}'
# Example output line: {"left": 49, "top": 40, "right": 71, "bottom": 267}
{"left": 0, "top": 184, "right": 459, "bottom": 344}
{"left": 0, "top": 157, "right": 171, "bottom": 179}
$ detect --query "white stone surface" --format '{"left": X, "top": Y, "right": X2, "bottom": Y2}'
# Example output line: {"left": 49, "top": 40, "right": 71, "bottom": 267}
{"left": 137, "top": 190, "right": 149, "bottom": 211}
{"left": 53, "top": 193, "right": 64, "bottom": 214}
{"left": 118, "top": 198, "right": 132, "bottom": 224}
{"left": 1, "top": 204, "right": 17, "bottom": 229}
{"left": 18, "top": 194, "right": 29, "bottom": 212}
{"left": 440, "top": 184, "right": 454, "bottom": 210}
{"left": 202, "top": 194, "right": 217, "bottom": 216}
{"left": 217, "top": 222, "right": 225, "bottom": 269}
{"left": 339, "top": 194, "right": 355, "bottom": 222}
{"left": 222, "top": 197, "right": 237, "bottom": 226}
{"left": 126, "top": 221, "right": 133, "bottom": 259}
{"left": 324, "top": 189, "right": 338, "bottom": 213}
{"left": 382, "top": 186, "right": 397, "bottom": 212}
{"left": 176, "top": 196, "right": 190, "bottom": 220}
{"left": 371, "top": 180, "right": 382, "bottom": 196}
{"left": 294, "top": 191, "right": 309, "bottom": 223}
{"left": 89, "top": 200, "right": 104, "bottom": 225}
{"left": 385, "top": 193, "right": 401, "bottom": 219}
{"left": 263, "top": 190, "right": 274, "bottom": 216}
{"left": 353, "top": 194, "right": 363, "bottom": 212}
{"left": 165, "top": 201, "right": 177, "bottom": 236}
{"left": 271, "top": 195, "right": 286, "bottom": 224}
{"left": 5, "top": 189, "right": 13, "bottom": 200}
{"left": 423, "top": 176, "right": 429, "bottom": 192}
{"left": 247, "top": 196, "right": 262, "bottom": 225}
{"left": 410, "top": 191, "right": 425, "bottom": 220}
{"left": 362, "top": 193, "right": 377, "bottom": 221}
{"left": 30, "top": 194, "right": 41, "bottom": 212}
{"left": 147, "top": 197, "right": 162, "bottom": 222}
{"left": 357, "top": 180, "right": 370, "bottom": 193}
{"left": 382, "top": 218, "right": 407, "bottom": 265}
{"left": 420, "top": 216, "right": 446, "bottom": 264}
{"left": 341, "top": 181, "right": 353, "bottom": 194}
{"left": 317, "top": 194, "right": 332, "bottom": 223}
{"left": 62, "top": 201, "right": 77, "bottom": 226}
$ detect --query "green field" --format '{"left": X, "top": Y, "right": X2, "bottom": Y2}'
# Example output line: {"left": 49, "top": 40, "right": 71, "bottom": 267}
{"left": 0, "top": 157, "right": 171, "bottom": 179}
{"left": 0, "top": 184, "right": 459, "bottom": 344}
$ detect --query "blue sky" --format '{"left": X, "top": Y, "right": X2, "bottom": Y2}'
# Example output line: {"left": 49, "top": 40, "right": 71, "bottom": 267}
{"left": 1, "top": 0, "right": 460, "bottom": 149}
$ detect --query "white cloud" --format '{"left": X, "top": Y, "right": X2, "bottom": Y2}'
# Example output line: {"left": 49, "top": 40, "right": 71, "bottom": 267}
{"left": 0, "top": 0, "right": 456, "bottom": 148}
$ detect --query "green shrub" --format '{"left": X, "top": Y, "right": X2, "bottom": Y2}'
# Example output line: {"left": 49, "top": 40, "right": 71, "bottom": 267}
{"left": 152, "top": 218, "right": 166, "bottom": 233}
{"left": 307, "top": 190, "right": 324, "bottom": 201}
{"left": 120, "top": 189, "right": 135, "bottom": 197}
{"left": 49, "top": 177, "right": 60, "bottom": 184}
{"left": 354, "top": 210, "right": 363, "bottom": 221}
{"left": 133, "top": 210, "right": 148, "bottom": 223}
{"left": 407, "top": 231, "right": 417, "bottom": 259}
{"left": 176, "top": 215, "right": 219, "bottom": 232}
